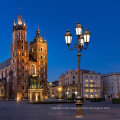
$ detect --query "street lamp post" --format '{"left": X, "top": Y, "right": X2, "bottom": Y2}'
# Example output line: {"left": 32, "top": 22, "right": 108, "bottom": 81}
{"left": 64, "top": 22, "right": 91, "bottom": 118}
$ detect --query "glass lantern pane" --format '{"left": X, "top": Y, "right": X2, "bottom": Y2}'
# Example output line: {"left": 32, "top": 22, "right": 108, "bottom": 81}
{"left": 87, "top": 34, "right": 90, "bottom": 42}
{"left": 76, "top": 28, "right": 82, "bottom": 36}
{"left": 81, "top": 39, "right": 84, "bottom": 46}
{"left": 65, "top": 36, "right": 72, "bottom": 44}
{"left": 84, "top": 35, "right": 87, "bottom": 43}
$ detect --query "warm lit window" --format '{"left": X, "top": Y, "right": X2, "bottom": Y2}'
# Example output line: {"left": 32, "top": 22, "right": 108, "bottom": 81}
{"left": 90, "top": 80, "right": 93, "bottom": 82}
{"left": 90, "top": 84, "right": 93, "bottom": 87}
{"left": 85, "top": 89, "right": 89, "bottom": 92}
{"left": 30, "top": 64, "right": 36, "bottom": 75}
{"left": 72, "top": 87, "right": 75, "bottom": 92}
{"left": 85, "top": 84, "right": 88, "bottom": 87}
{"left": 90, "top": 94, "right": 94, "bottom": 98}
{"left": 85, "top": 94, "right": 89, "bottom": 98}
{"left": 95, "top": 94, "right": 98, "bottom": 98}
{"left": 85, "top": 80, "right": 88, "bottom": 82}
{"left": 90, "top": 89, "right": 94, "bottom": 92}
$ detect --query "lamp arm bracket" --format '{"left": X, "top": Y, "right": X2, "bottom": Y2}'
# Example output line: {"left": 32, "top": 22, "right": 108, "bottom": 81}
{"left": 68, "top": 44, "right": 78, "bottom": 51}
{"left": 83, "top": 43, "right": 88, "bottom": 50}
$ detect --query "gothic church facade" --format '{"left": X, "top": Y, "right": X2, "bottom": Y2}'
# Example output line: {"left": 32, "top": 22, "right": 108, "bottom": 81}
{"left": 0, "top": 11, "right": 48, "bottom": 100}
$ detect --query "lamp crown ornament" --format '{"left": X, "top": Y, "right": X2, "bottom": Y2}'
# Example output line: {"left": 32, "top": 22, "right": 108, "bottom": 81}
{"left": 75, "top": 21, "right": 83, "bottom": 28}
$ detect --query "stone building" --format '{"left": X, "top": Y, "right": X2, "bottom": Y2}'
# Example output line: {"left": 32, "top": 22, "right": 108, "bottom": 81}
{"left": 59, "top": 69, "right": 102, "bottom": 99}
{"left": 102, "top": 72, "right": 120, "bottom": 98}
{"left": 47, "top": 81, "right": 62, "bottom": 99}
{"left": 0, "top": 10, "right": 48, "bottom": 100}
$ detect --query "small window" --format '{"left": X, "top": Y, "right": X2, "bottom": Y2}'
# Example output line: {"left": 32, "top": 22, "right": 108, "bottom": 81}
{"left": 22, "top": 86, "right": 24, "bottom": 90}
{"left": 22, "top": 46, "right": 24, "bottom": 50}
{"left": 22, "top": 73, "right": 25, "bottom": 77}
{"left": 22, "top": 40, "right": 24, "bottom": 44}
{"left": 73, "top": 81, "right": 75, "bottom": 84}
{"left": 41, "top": 47, "right": 43, "bottom": 51}
{"left": 1, "top": 89, "right": 3, "bottom": 95}
{"left": 73, "top": 76, "right": 75, "bottom": 79}
{"left": 22, "top": 59, "right": 24, "bottom": 63}
{"left": 22, "top": 52, "right": 24, "bottom": 56}
{"left": 22, "top": 66, "right": 24, "bottom": 70}
{"left": 41, "top": 55, "right": 43, "bottom": 59}
{"left": 41, "top": 61, "right": 43, "bottom": 65}
{"left": 22, "top": 93, "right": 24, "bottom": 97}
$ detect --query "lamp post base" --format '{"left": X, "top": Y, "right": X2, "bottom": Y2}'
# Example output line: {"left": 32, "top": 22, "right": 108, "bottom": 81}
{"left": 76, "top": 96, "right": 83, "bottom": 118}
{"left": 75, "top": 115, "right": 83, "bottom": 118}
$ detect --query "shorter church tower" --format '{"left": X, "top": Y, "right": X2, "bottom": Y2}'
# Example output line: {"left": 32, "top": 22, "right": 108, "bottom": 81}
{"left": 29, "top": 27, "right": 48, "bottom": 99}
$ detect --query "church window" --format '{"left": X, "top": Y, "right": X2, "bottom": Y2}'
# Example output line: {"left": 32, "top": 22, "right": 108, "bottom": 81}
{"left": 22, "top": 66, "right": 24, "bottom": 70}
{"left": 41, "top": 61, "right": 43, "bottom": 66}
{"left": 30, "top": 64, "right": 36, "bottom": 75}
{"left": 22, "top": 86, "right": 24, "bottom": 90}
{"left": 41, "top": 47, "right": 43, "bottom": 51}
{"left": 22, "top": 46, "right": 24, "bottom": 50}
{"left": 41, "top": 55, "right": 43, "bottom": 59}
{"left": 22, "top": 59, "right": 24, "bottom": 63}
{"left": 22, "top": 73, "right": 25, "bottom": 77}
{"left": 22, "top": 52, "right": 24, "bottom": 56}
{"left": 22, "top": 40, "right": 24, "bottom": 44}
{"left": 41, "top": 68, "right": 44, "bottom": 72}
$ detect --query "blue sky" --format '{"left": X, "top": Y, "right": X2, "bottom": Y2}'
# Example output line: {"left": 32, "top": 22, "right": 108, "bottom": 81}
{"left": 0, "top": 0, "right": 120, "bottom": 81}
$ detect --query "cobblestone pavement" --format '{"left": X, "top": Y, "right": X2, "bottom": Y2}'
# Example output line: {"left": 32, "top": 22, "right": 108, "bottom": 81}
{"left": 0, "top": 100, "right": 120, "bottom": 120}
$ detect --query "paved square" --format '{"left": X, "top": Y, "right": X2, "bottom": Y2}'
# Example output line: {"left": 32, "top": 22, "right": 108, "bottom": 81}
{"left": 0, "top": 100, "right": 120, "bottom": 120}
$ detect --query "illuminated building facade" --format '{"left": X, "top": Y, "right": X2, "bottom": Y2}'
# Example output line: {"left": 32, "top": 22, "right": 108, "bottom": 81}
{"left": 0, "top": 10, "right": 48, "bottom": 100}
{"left": 59, "top": 69, "right": 102, "bottom": 99}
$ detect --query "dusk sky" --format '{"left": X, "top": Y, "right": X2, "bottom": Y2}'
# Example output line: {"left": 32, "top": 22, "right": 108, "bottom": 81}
{"left": 0, "top": 0, "right": 120, "bottom": 82}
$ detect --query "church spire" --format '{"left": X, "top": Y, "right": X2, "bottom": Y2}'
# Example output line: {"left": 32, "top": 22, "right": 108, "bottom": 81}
{"left": 17, "top": 8, "right": 22, "bottom": 25}
{"left": 36, "top": 26, "right": 40, "bottom": 37}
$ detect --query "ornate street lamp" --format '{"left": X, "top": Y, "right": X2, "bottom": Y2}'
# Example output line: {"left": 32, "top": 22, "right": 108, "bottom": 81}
{"left": 64, "top": 21, "right": 91, "bottom": 118}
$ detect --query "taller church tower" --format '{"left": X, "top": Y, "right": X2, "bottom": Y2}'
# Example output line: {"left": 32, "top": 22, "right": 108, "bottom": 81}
{"left": 11, "top": 10, "right": 29, "bottom": 99}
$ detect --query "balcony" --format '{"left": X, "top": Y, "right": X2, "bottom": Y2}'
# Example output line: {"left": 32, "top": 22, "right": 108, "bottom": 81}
{"left": 84, "top": 87, "right": 100, "bottom": 89}
{"left": 89, "top": 82, "right": 95, "bottom": 84}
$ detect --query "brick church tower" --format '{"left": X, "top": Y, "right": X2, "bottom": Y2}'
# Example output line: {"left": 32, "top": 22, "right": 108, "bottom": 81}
{"left": 11, "top": 10, "right": 29, "bottom": 99}
{"left": 29, "top": 27, "right": 48, "bottom": 98}
{"left": 0, "top": 9, "right": 48, "bottom": 100}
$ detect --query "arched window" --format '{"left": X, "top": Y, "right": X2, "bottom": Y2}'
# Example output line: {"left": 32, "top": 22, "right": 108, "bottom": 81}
{"left": 22, "top": 86, "right": 24, "bottom": 90}
{"left": 41, "top": 47, "right": 43, "bottom": 51}
{"left": 41, "top": 55, "right": 43, "bottom": 59}
{"left": 30, "top": 64, "right": 36, "bottom": 75}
